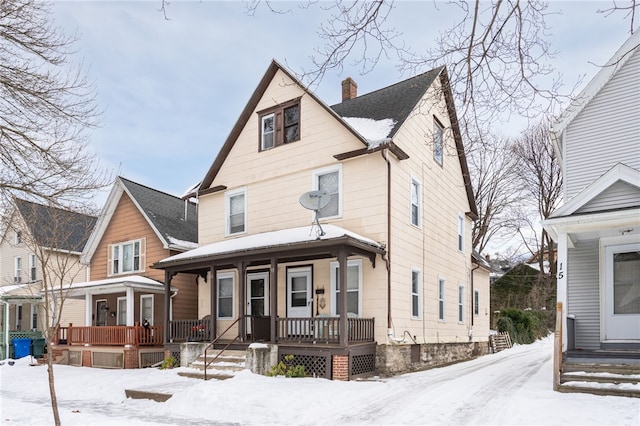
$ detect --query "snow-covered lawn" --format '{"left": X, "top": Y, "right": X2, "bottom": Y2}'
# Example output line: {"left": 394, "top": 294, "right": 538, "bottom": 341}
{"left": 1, "top": 336, "right": 638, "bottom": 425}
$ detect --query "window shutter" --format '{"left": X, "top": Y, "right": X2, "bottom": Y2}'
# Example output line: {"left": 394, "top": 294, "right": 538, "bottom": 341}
{"left": 139, "top": 238, "right": 146, "bottom": 272}
{"left": 275, "top": 111, "right": 283, "bottom": 145}
{"left": 107, "top": 244, "right": 113, "bottom": 276}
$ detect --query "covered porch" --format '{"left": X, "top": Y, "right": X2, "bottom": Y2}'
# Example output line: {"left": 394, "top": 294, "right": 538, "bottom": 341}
{"left": 153, "top": 225, "right": 385, "bottom": 379}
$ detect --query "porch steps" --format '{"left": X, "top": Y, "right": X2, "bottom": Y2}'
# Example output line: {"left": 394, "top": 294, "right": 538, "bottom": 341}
{"left": 558, "top": 360, "right": 640, "bottom": 398}
{"left": 178, "top": 349, "right": 247, "bottom": 381}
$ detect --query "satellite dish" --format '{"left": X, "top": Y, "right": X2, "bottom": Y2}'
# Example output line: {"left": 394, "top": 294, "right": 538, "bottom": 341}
{"left": 299, "top": 190, "right": 331, "bottom": 211}
{"left": 299, "top": 190, "right": 330, "bottom": 237}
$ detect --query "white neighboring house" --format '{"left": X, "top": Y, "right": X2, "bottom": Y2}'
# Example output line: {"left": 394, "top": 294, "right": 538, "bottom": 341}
{"left": 543, "top": 30, "right": 640, "bottom": 351}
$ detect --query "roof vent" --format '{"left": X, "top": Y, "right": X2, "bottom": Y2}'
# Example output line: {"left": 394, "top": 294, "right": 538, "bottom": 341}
{"left": 342, "top": 77, "right": 358, "bottom": 101}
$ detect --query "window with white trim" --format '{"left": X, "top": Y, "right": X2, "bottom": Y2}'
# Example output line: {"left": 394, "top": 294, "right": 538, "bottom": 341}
{"left": 474, "top": 290, "right": 480, "bottom": 316}
{"left": 226, "top": 188, "right": 246, "bottom": 235}
{"left": 109, "top": 239, "right": 144, "bottom": 276}
{"left": 140, "top": 295, "right": 154, "bottom": 325}
{"left": 30, "top": 304, "right": 38, "bottom": 330}
{"left": 438, "top": 278, "right": 445, "bottom": 321}
{"left": 410, "top": 178, "right": 421, "bottom": 227}
{"left": 433, "top": 118, "right": 443, "bottom": 165}
{"left": 330, "top": 259, "right": 362, "bottom": 316}
{"left": 458, "top": 285, "right": 465, "bottom": 323}
{"left": 457, "top": 215, "right": 464, "bottom": 251}
{"left": 29, "top": 253, "right": 37, "bottom": 282}
{"left": 117, "top": 297, "right": 127, "bottom": 326}
{"left": 217, "top": 272, "right": 235, "bottom": 319}
{"left": 411, "top": 268, "right": 421, "bottom": 318}
{"left": 14, "top": 256, "right": 22, "bottom": 283}
{"left": 314, "top": 165, "right": 342, "bottom": 219}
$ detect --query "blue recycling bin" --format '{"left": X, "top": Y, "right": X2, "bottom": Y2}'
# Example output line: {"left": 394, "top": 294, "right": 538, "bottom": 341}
{"left": 13, "top": 338, "right": 32, "bottom": 358}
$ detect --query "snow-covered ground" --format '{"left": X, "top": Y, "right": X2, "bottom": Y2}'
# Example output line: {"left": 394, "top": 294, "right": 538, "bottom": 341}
{"left": 1, "top": 336, "right": 638, "bottom": 425}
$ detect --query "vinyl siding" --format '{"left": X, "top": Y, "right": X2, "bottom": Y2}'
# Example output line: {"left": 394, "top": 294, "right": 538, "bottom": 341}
{"left": 567, "top": 240, "right": 600, "bottom": 350}
{"left": 564, "top": 47, "right": 640, "bottom": 200}
{"left": 575, "top": 180, "right": 640, "bottom": 214}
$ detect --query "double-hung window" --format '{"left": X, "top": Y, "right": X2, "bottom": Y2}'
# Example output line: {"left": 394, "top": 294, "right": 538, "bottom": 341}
{"left": 14, "top": 256, "right": 22, "bottom": 283}
{"left": 226, "top": 188, "right": 246, "bottom": 235}
{"left": 458, "top": 285, "right": 465, "bottom": 323}
{"left": 140, "top": 295, "right": 154, "bottom": 325}
{"left": 457, "top": 215, "right": 464, "bottom": 251}
{"left": 411, "top": 178, "right": 421, "bottom": 227}
{"left": 331, "top": 259, "right": 362, "bottom": 316}
{"left": 109, "top": 239, "right": 143, "bottom": 276}
{"left": 259, "top": 99, "right": 300, "bottom": 150}
{"left": 117, "top": 297, "right": 127, "bottom": 326}
{"left": 29, "top": 254, "right": 37, "bottom": 282}
{"left": 411, "top": 268, "right": 421, "bottom": 318}
{"left": 438, "top": 278, "right": 445, "bottom": 321}
{"left": 433, "top": 118, "right": 443, "bottom": 165}
{"left": 474, "top": 290, "right": 480, "bottom": 316}
{"left": 314, "top": 165, "right": 341, "bottom": 219}
{"left": 217, "top": 272, "right": 235, "bottom": 319}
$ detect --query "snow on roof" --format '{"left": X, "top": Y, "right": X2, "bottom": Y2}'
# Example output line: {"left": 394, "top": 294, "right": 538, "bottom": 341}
{"left": 342, "top": 117, "right": 396, "bottom": 147}
{"left": 167, "top": 236, "right": 198, "bottom": 250}
{"left": 66, "top": 275, "right": 164, "bottom": 290}
{"left": 157, "top": 224, "right": 382, "bottom": 265}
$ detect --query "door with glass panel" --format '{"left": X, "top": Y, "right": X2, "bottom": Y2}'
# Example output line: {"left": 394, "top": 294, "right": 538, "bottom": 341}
{"left": 287, "top": 267, "right": 312, "bottom": 335}
{"left": 604, "top": 243, "right": 640, "bottom": 341}
{"left": 247, "top": 272, "right": 269, "bottom": 338}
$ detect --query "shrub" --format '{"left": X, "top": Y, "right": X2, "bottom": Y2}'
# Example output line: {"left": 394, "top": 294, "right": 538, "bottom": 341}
{"left": 497, "top": 308, "right": 549, "bottom": 344}
{"left": 160, "top": 356, "right": 178, "bottom": 370}
{"left": 267, "top": 354, "right": 306, "bottom": 378}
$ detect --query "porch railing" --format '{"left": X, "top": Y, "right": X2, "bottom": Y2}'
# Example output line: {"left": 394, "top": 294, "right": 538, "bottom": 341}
{"left": 277, "top": 317, "right": 375, "bottom": 344}
{"left": 56, "top": 325, "right": 163, "bottom": 347}
{"left": 167, "top": 319, "right": 212, "bottom": 343}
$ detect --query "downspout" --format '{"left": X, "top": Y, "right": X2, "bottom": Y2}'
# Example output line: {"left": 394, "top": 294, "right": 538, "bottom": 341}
{"left": 470, "top": 261, "right": 479, "bottom": 341}
{"left": 381, "top": 148, "right": 404, "bottom": 343}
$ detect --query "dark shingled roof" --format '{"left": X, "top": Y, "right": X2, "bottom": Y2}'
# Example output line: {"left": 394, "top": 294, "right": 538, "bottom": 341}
{"left": 330, "top": 66, "right": 444, "bottom": 138}
{"left": 120, "top": 177, "right": 198, "bottom": 245}
{"left": 15, "top": 199, "right": 97, "bottom": 252}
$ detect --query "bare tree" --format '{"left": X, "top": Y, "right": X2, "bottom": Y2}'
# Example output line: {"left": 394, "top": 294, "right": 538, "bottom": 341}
{"left": 7, "top": 198, "right": 96, "bottom": 426}
{"left": 0, "top": 0, "right": 108, "bottom": 213}
{"left": 467, "top": 132, "right": 521, "bottom": 254}
{"left": 509, "top": 120, "right": 562, "bottom": 276}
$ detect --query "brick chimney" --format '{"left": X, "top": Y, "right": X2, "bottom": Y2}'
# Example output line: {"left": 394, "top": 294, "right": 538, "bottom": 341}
{"left": 342, "top": 77, "right": 358, "bottom": 101}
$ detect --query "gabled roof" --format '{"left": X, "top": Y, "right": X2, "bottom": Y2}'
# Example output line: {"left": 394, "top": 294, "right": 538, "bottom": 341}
{"left": 551, "top": 30, "right": 640, "bottom": 160}
{"left": 331, "top": 67, "right": 443, "bottom": 138}
{"left": 14, "top": 198, "right": 96, "bottom": 253}
{"left": 197, "top": 60, "right": 477, "bottom": 217}
{"left": 550, "top": 163, "right": 640, "bottom": 218}
{"left": 82, "top": 177, "right": 198, "bottom": 263}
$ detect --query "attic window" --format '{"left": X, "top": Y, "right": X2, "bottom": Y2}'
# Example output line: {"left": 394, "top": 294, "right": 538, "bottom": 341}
{"left": 259, "top": 99, "right": 300, "bottom": 151}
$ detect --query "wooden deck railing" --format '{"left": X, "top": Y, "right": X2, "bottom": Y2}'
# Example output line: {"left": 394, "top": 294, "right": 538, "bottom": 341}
{"left": 167, "top": 319, "right": 212, "bottom": 343}
{"left": 56, "top": 325, "right": 163, "bottom": 346}
{"left": 277, "top": 317, "right": 375, "bottom": 344}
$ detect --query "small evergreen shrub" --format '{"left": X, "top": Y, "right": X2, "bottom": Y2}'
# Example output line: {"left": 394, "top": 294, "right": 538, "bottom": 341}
{"left": 160, "top": 356, "right": 178, "bottom": 369}
{"left": 497, "top": 308, "right": 549, "bottom": 344}
{"left": 267, "top": 354, "right": 306, "bottom": 378}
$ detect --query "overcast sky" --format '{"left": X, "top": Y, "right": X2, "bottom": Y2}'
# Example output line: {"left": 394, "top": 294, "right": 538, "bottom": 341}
{"left": 52, "top": 1, "right": 633, "bottom": 204}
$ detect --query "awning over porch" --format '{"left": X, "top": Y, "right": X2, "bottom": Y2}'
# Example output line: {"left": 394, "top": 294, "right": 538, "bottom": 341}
{"left": 57, "top": 275, "right": 175, "bottom": 298}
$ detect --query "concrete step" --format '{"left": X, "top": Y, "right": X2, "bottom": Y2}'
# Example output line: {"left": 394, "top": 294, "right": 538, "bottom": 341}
{"left": 563, "top": 362, "right": 640, "bottom": 375}
{"left": 559, "top": 361, "right": 640, "bottom": 398}
{"left": 557, "top": 382, "right": 640, "bottom": 398}
{"left": 179, "top": 348, "right": 247, "bottom": 381}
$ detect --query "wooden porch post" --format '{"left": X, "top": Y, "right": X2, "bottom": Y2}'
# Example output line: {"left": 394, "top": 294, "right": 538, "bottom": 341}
{"left": 270, "top": 258, "right": 277, "bottom": 343}
{"left": 338, "top": 248, "right": 348, "bottom": 347}
{"left": 237, "top": 261, "right": 246, "bottom": 341}
{"left": 210, "top": 265, "right": 217, "bottom": 339}
{"left": 163, "top": 270, "right": 171, "bottom": 344}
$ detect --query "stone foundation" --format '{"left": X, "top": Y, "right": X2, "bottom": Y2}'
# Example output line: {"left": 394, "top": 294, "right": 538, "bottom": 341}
{"left": 376, "top": 341, "right": 490, "bottom": 376}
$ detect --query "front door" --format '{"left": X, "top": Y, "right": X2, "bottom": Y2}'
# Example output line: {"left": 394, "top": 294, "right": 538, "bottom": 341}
{"left": 96, "top": 300, "right": 107, "bottom": 326}
{"left": 247, "top": 272, "right": 269, "bottom": 335}
{"left": 604, "top": 243, "right": 640, "bottom": 341}
{"left": 287, "top": 267, "right": 312, "bottom": 335}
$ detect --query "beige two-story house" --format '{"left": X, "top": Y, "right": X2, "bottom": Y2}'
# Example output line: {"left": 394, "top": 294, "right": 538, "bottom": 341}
{"left": 154, "top": 60, "right": 491, "bottom": 379}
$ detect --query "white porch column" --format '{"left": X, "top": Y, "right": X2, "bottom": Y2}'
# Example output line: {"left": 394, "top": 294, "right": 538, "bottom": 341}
{"left": 557, "top": 231, "right": 569, "bottom": 351}
{"left": 84, "top": 292, "right": 92, "bottom": 326}
{"left": 126, "top": 287, "right": 135, "bottom": 326}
